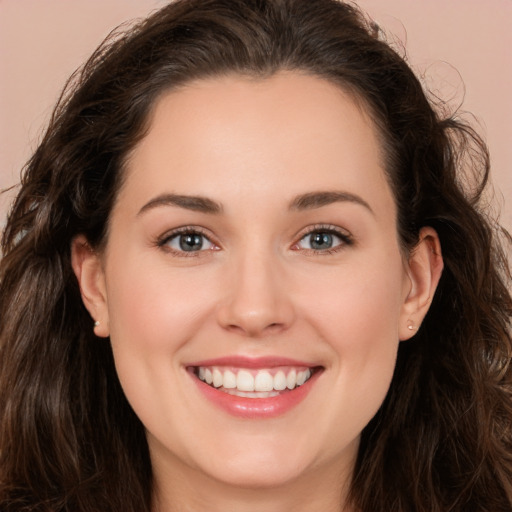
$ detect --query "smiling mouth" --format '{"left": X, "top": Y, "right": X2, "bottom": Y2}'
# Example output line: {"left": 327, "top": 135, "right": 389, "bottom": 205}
{"left": 190, "top": 366, "right": 319, "bottom": 398}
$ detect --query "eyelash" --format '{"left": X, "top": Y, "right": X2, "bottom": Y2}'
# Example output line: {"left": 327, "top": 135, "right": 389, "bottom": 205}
{"left": 293, "top": 224, "right": 354, "bottom": 255}
{"left": 156, "top": 224, "right": 354, "bottom": 257}
{"left": 156, "top": 226, "right": 218, "bottom": 257}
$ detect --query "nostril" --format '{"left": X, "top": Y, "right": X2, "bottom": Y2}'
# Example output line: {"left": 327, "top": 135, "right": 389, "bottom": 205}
{"left": 226, "top": 323, "right": 245, "bottom": 334}
{"left": 223, "top": 320, "right": 287, "bottom": 338}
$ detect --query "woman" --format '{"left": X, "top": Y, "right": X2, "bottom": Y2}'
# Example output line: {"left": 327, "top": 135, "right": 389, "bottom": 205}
{"left": 1, "top": 0, "right": 511, "bottom": 511}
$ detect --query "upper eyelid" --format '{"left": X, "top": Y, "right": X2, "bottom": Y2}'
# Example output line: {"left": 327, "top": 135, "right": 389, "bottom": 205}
{"left": 295, "top": 224, "right": 353, "bottom": 240}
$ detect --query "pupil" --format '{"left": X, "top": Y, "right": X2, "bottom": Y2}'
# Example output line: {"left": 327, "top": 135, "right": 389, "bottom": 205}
{"left": 311, "top": 232, "right": 332, "bottom": 250}
{"left": 179, "top": 234, "right": 203, "bottom": 251}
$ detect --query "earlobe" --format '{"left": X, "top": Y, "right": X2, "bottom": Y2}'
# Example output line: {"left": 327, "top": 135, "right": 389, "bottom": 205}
{"left": 71, "top": 235, "right": 110, "bottom": 337}
{"left": 399, "top": 227, "right": 444, "bottom": 341}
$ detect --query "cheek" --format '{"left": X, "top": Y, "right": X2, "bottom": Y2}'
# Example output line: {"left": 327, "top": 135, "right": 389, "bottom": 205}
{"left": 301, "top": 251, "right": 405, "bottom": 343}
{"left": 297, "top": 254, "right": 405, "bottom": 424}
{"left": 105, "top": 260, "right": 215, "bottom": 355}
{"left": 102, "top": 262, "right": 215, "bottom": 440}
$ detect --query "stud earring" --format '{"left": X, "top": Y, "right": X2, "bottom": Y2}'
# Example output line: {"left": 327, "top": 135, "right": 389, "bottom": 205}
{"left": 407, "top": 322, "right": 417, "bottom": 331}
{"left": 94, "top": 320, "right": 100, "bottom": 327}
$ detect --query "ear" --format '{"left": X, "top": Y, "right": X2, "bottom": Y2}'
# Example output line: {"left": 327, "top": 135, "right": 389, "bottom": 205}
{"left": 399, "top": 227, "right": 444, "bottom": 341}
{"left": 71, "top": 235, "right": 110, "bottom": 337}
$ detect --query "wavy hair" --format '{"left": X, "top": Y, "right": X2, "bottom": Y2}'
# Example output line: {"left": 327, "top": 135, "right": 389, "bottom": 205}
{"left": 1, "top": 1, "right": 511, "bottom": 510}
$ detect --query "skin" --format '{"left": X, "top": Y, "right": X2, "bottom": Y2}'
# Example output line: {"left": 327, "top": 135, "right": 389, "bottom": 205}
{"left": 72, "top": 72, "right": 443, "bottom": 512}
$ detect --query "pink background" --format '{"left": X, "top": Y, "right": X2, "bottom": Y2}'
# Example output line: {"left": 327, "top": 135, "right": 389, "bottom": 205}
{"left": 1, "top": 0, "right": 511, "bottom": 232}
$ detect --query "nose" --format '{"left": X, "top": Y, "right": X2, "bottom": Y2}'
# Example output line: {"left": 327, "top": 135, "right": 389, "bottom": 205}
{"left": 216, "top": 250, "right": 295, "bottom": 338}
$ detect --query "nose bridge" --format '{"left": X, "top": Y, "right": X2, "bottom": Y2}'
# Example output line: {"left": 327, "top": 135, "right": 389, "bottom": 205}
{"left": 216, "top": 241, "right": 294, "bottom": 337}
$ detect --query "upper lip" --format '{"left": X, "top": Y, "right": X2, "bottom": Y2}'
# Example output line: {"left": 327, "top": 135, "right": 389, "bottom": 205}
{"left": 187, "top": 355, "right": 319, "bottom": 369}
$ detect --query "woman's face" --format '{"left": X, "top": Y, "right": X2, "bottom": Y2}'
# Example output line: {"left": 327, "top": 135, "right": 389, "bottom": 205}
{"left": 75, "top": 72, "right": 439, "bottom": 496}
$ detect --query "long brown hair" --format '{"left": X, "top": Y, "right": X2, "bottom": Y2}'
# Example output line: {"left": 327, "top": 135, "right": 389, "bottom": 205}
{"left": 1, "top": 1, "right": 511, "bottom": 510}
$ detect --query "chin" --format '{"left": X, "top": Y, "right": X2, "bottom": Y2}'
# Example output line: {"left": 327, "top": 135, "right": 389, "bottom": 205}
{"left": 178, "top": 434, "right": 310, "bottom": 488}
{"left": 201, "top": 456, "right": 310, "bottom": 490}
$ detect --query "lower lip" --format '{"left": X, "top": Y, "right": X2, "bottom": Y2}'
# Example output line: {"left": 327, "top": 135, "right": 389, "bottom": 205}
{"left": 190, "top": 370, "right": 321, "bottom": 419}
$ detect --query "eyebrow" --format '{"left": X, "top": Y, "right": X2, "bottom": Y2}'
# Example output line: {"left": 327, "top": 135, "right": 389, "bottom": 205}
{"left": 137, "top": 190, "right": 372, "bottom": 216}
{"left": 137, "top": 194, "right": 223, "bottom": 215}
{"left": 289, "top": 191, "right": 374, "bottom": 215}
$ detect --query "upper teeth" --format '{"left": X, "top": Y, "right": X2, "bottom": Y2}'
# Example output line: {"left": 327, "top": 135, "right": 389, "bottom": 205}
{"left": 197, "top": 367, "right": 312, "bottom": 392}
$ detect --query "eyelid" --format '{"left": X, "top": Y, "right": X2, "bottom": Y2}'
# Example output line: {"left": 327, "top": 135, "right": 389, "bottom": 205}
{"left": 292, "top": 224, "right": 354, "bottom": 253}
{"left": 156, "top": 225, "right": 220, "bottom": 255}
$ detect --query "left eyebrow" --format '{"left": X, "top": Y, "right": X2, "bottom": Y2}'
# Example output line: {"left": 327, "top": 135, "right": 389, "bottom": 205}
{"left": 289, "top": 191, "right": 374, "bottom": 215}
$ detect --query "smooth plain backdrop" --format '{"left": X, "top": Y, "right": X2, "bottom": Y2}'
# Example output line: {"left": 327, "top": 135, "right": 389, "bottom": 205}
{"left": 1, "top": 0, "right": 511, "bottom": 232}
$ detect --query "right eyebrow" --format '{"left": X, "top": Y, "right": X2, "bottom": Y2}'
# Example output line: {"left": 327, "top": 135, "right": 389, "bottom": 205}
{"left": 137, "top": 194, "right": 223, "bottom": 216}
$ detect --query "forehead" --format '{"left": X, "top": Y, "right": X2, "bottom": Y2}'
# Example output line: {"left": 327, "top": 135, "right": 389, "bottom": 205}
{"left": 118, "top": 72, "right": 393, "bottom": 216}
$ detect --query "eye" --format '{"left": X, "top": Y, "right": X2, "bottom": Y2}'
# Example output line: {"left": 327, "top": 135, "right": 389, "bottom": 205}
{"left": 294, "top": 227, "right": 352, "bottom": 252}
{"left": 159, "top": 229, "right": 217, "bottom": 254}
